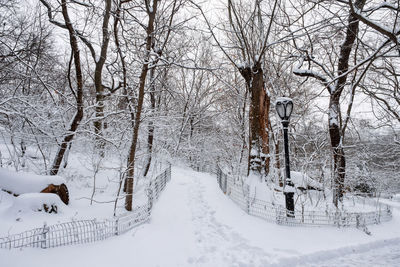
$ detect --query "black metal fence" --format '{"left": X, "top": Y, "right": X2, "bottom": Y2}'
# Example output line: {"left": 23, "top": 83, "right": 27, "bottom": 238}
{"left": 216, "top": 165, "right": 392, "bottom": 229}
{"left": 0, "top": 164, "right": 172, "bottom": 249}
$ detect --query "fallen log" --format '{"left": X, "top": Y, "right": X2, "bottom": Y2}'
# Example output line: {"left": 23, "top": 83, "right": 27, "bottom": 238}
{"left": 40, "top": 183, "right": 69, "bottom": 205}
{"left": 0, "top": 168, "right": 69, "bottom": 205}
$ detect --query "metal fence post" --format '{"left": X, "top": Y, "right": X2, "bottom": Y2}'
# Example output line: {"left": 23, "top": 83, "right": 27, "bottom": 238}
{"left": 216, "top": 165, "right": 221, "bottom": 190}
{"left": 115, "top": 218, "right": 119, "bottom": 236}
{"left": 148, "top": 193, "right": 153, "bottom": 215}
{"left": 167, "top": 163, "right": 171, "bottom": 181}
{"left": 275, "top": 206, "right": 284, "bottom": 225}
{"left": 147, "top": 183, "right": 154, "bottom": 212}
{"left": 246, "top": 196, "right": 251, "bottom": 214}
{"left": 41, "top": 223, "right": 48, "bottom": 249}
{"left": 356, "top": 214, "right": 360, "bottom": 229}
{"left": 375, "top": 210, "right": 380, "bottom": 224}
{"left": 223, "top": 174, "right": 227, "bottom": 194}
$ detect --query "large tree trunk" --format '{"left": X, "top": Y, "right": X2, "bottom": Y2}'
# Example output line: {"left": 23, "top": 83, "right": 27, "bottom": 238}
{"left": 50, "top": 0, "right": 83, "bottom": 176}
{"left": 125, "top": 0, "right": 158, "bottom": 211}
{"left": 240, "top": 62, "right": 270, "bottom": 178}
{"left": 125, "top": 63, "right": 149, "bottom": 211}
{"left": 260, "top": 77, "right": 271, "bottom": 176}
{"left": 329, "top": 96, "right": 346, "bottom": 206}
{"left": 330, "top": 0, "right": 365, "bottom": 206}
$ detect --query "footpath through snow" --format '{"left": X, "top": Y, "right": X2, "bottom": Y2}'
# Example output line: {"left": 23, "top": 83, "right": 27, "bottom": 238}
{"left": 1, "top": 166, "right": 400, "bottom": 266}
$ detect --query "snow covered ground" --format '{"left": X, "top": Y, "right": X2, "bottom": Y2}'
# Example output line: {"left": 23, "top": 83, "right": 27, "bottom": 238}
{"left": 1, "top": 166, "right": 400, "bottom": 266}
{"left": 0, "top": 151, "right": 153, "bottom": 235}
{"left": 307, "top": 240, "right": 400, "bottom": 267}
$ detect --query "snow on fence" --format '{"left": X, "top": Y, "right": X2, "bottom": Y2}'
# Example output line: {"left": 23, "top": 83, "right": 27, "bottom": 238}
{"left": 216, "top": 165, "right": 392, "bottom": 229}
{"left": 0, "top": 164, "right": 171, "bottom": 249}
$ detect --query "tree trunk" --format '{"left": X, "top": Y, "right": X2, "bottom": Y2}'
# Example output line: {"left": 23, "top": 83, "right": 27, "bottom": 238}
{"left": 93, "top": 0, "right": 112, "bottom": 154}
{"left": 240, "top": 62, "right": 270, "bottom": 178}
{"left": 238, "top": 88, "right": 248, "bottom": 168}
{"left": 329, "top": 97, "right": 345, "bottom": 206}
{"left": 260, "top": 77, "right": 271, "bottom": 175}
{"left": 50, "top": 0, "right": 83, "bottom": 176}
{"left": 143, "top": 65, "right": 157, "bottom": 177}
{"left": 330, "top": 0, "right": 365, "bottom": 206}
{"left": 125, "top": 0, "right": 158, "bottom": 211}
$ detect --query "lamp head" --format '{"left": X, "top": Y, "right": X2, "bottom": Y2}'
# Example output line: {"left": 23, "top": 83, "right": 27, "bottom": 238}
{"left": 275, "top": 97, "right": 293, "bottom": 122}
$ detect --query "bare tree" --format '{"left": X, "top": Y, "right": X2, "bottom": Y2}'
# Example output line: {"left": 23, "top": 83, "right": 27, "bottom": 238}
{"left": 0, "top": 1, "right": 82, "bottom": 175}
{"left": 49, "top": 0, "right": 84, "bottom": 175}
{"left": 124, "top": 0, "right": 183, "bottom": 211}
{"left": 40, "top": 0, "right": 118, "bottom": 154}
{"left": 192, "top": 0, "right": 282, "bottom": 179}
{"left": 291, "top": 0, "right": 399, "bottom": 205}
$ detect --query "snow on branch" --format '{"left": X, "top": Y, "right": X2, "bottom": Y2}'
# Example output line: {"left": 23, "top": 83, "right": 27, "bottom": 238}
{"left": 70, "top": 0, "right": 92, "bottom": 8}
{"left": 39, "top": 0, "right": 96, "bottom": 61}
{"left": 349, "top": 0, "right": 400, "bottom": 46}
{"left": 363, "top": 2, "right": 398, "bottom": 13}
{"left": 293, "top": 57, "right": 335, "bottom": 94}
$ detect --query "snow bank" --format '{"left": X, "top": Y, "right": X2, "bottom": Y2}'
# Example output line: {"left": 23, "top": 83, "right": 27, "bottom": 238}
{"left": 291, "top": 171, "right": 323, "bottom": 190}
{"left": 245, "top": 173, "right": 275, "bottom": 202}
{"left": 0, "top": 167, "right": 399, "bottom": 267}
{"left": 392, "top": 194, "right": 400, "bottom": 202}
{"left": 6, "top": 193, "right": 68, "bottom": 215}
{"left": 275, "top": 237, "right": 400, "bottom": 266}
{"left": 243, "top": 171, "right": 382, "bottom": 213}
{"left": 0, "top": 168, "right": 65, "bottom": 195}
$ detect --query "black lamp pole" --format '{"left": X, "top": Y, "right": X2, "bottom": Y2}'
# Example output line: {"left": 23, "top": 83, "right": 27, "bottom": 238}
{"left": 275, "top": 98, "right": 295, "bottom": 218}
{"left": 282, "top": 120, "right": 295, "bottom": 217}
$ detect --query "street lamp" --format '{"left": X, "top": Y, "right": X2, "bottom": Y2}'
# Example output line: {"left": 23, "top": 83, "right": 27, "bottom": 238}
{"left": 275, "top": 97, "right": 295, "bottom": 218}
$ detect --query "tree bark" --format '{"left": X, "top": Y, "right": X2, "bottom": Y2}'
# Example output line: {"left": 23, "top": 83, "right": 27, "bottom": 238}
{"left": 93, "top": 0, "right": 112, "bottom": 154}
{"left": 143, "top": 67, "right": 156, "bottom": 177}
{"left": 50, "top": 0, "right": 83, "bottom": 176}
{"left": 240, "top": 62, "right": 270, "bottom": 178}
{"left": 330, "top": 0, "right": 365, "bottom": 206}
{"left": 125, "top": 0, "right": 158, "bottom": 211}
{"left": 134, "top": 0, "right": 176, "bottom": 178}
{"left": 292, "top": 0, "right": 365, "bottom": 206}
{"left": 329, "top": 96, "right": 346, "bottom": 206}
{"left": 114, "top": 0, "right": 128, "bottom": 111}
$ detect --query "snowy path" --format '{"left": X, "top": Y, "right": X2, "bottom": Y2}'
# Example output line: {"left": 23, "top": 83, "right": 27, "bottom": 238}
{"left": 186, "top": 169, "right": 271, "bottom": 266}
{"left": 1, "top": 166, "right": 400, "bottom": 267}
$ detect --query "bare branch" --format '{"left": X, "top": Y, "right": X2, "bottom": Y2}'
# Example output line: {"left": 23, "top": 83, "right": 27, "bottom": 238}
{"left": 349, "top": 0, "right": 400, "bottom": 47}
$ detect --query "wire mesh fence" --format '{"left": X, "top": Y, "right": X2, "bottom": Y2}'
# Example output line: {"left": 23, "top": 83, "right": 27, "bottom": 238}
{"left": 216, "top": 166, "right": 227, "bottom": 194}
{"left": 0, "top": 164, "right": 172, "bottom": 249}
{"left": 216, "top": 165, "right": 392, "bottom": 229}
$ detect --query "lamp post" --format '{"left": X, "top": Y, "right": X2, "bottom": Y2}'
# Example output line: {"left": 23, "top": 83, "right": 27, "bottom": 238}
{"left": 275, "top": 97, "right": 295, "bottom": 218}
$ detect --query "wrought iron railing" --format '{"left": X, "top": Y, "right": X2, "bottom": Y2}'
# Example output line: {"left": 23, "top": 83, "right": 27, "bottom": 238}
{"left": 0, "top": 164, "right": 172, "bottom": 249}
{"left": 216, "top": 165, "right": 392, "bottom": 230}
